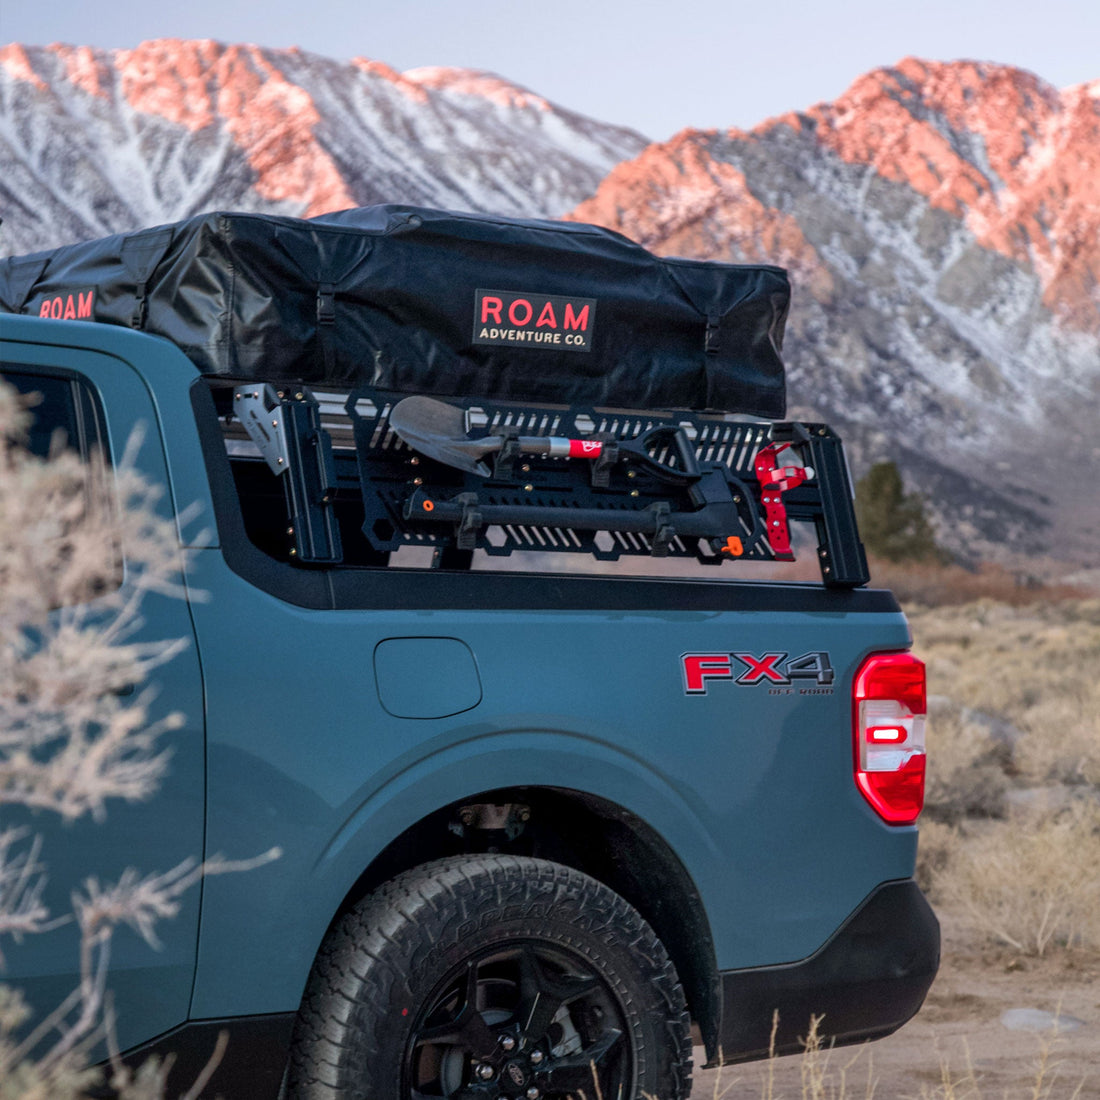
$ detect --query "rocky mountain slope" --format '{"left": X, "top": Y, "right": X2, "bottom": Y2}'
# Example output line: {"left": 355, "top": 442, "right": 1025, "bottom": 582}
{"left": 2, "top": 45, "right": 1097, "bottom": 570}
{"left": 572, "top": 59, "right": 1100, "bottom": 568}
{"left": 0, "top": 40, "right": 646, "bottom": 255}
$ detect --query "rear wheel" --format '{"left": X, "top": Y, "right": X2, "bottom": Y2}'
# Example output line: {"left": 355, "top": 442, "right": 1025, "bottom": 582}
{"left": 287, "top": 855, "right": 692, "bottom": 1100}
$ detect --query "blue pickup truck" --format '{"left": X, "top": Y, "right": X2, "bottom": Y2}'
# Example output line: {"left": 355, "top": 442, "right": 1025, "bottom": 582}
{"left": 1, "top": 207, "right": 938, "bottom": 1100}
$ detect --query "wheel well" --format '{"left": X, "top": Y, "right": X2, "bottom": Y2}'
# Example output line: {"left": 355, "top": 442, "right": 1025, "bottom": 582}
{"left": 330, "top": 786, "right": 721, "bottom": 1060}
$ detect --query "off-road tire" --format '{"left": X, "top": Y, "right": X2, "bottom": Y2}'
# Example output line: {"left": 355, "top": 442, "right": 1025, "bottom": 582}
{"left": 286, "top": 854, "right": 693, "bottom": 1099}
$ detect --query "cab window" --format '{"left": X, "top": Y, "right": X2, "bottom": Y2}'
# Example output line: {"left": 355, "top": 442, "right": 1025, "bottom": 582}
{"left": 1, "top": 370, "right": 102, "bottom": 458}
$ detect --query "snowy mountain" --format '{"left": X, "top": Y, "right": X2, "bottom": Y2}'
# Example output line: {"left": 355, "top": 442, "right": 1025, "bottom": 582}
{"left": 0, "top": 40, "right": 646, "bottom": 255}
{"left": 572, "top": 59, "right": 1100, "bottom": 569}
{"left": 2, "top": 44, "right": 1098, "bottom": 570}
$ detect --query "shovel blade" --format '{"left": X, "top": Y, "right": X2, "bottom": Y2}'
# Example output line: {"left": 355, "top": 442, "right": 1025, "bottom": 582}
{"left": 389, "top": 395, "right": 493, "bottom": 477}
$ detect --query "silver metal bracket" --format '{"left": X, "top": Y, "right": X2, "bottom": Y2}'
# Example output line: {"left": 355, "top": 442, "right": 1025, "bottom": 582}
{"left": 234, "top": 384, "right": 291, "bottom": 475}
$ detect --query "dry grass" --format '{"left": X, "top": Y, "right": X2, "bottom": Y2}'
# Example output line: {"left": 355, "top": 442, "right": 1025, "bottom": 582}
{"left": 933, "top": 804, "right": 1100, "bottom": 956}
{"left": 683, "top": 1016, "right": 877, "bottom": 1100}
{"left": 867, "top": 558, "right": 1088, "bottom": 609}
{"left": 921, "top": 708, "right": 1011, "bottom": 823}
{"left": 692, "top": 1015, "right": 1089, "bottom": 1099}
{"left": 911, "top": 1031, "right": 1089, "bottom": 1100}
{"left": 907, "top": 598, "right": 1100, "bottom": 959}
{"left": 910, "top": 599, "right": 1100, "bottom": 743}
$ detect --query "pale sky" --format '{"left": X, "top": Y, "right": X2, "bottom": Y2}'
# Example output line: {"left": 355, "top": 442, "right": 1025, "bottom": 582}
{"left": 3, "top": 0, "right": 1097, "bottom": 140}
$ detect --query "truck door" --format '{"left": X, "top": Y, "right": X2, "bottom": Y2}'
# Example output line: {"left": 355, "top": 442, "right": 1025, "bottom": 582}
{"left": 0, "top": 350, "right": 206, "bottom": 1055}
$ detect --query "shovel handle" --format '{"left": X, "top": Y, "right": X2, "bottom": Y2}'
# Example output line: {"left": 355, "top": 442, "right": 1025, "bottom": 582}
{"left": 516, "top": 436, "right": 605, "bottom": 459}
{"left": 619, "top": 425, "right": 701, "bottom": 485}
{"left": 516, "top": 426, "right": 699, "bottom": 485}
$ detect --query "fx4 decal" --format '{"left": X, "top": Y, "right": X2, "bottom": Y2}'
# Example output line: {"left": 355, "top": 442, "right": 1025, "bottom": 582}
{"left": 681, "top": 651, "right": 835, "bottom": 694}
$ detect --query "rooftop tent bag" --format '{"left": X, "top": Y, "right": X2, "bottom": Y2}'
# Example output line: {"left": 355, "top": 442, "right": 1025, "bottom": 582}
{"left": 0, "top": 205, "right": 790, "bottom": 416}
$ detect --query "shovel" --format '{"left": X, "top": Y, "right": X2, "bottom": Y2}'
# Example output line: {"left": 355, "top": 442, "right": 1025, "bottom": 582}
{"left": 389, "top": 394, "right": 700, "bottom": 484}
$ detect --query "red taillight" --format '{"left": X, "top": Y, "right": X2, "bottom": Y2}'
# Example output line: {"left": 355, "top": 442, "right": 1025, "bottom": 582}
{"left": 853, "top": 652, "right": 927, "bottom": 825}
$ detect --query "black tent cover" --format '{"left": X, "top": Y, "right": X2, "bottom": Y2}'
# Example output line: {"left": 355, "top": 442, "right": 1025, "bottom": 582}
{"left": 0, "top": 205, "right": 790, "bottom": 416}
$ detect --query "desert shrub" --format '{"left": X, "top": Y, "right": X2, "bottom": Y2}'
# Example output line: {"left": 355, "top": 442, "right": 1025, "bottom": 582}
{"left": 909, "top": 601, "right": 1100, "bottom": 795}
{"left": 0, "top": 380, "right": 274, "bottom": 1097}
{"left": 908, "top": 599, "right": 1100, "bottom": 963}
{"left": 1013, "top": 683, "right": 1100, "bottom": 789}
{"left": 930, "top": 805, "right": 1100, "bottom": 957}
{"left": 915, "top": 818, "right": 961, "bottom": 895}
{"left": 923, "top": 707, "right": 1011, "bottom": 822}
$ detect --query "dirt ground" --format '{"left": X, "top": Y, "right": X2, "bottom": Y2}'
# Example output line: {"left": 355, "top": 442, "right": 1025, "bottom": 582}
{"left": 689, "top": 914, "right": 1100, "bottom": 1099}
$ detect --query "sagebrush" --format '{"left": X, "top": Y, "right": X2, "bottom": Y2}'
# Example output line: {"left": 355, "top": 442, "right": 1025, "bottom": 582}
{"left": 0, "top": 381, "right": 273, "bottom": 1098}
